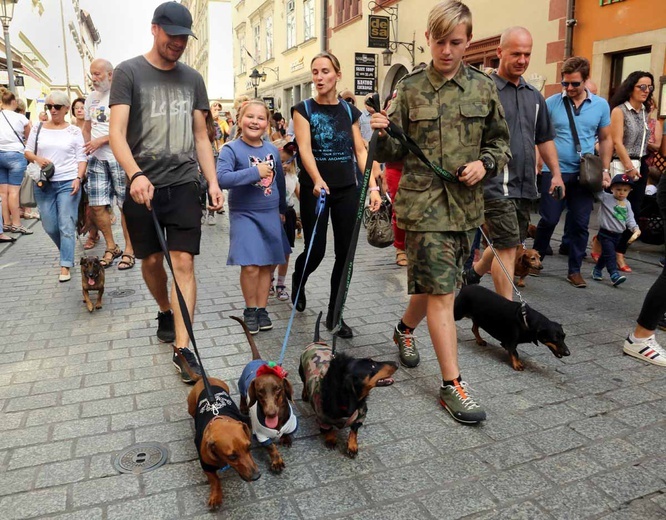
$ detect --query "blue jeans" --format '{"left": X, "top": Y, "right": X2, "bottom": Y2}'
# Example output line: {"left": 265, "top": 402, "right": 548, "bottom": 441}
{"left": 534, "top": 171, "right": 594, "bottom": 274}
{"left": 595, "top": 228, "right": 621, "bottom": 275}
{"left": 34, "top": 180, "right": 81, "bottom": 267}
{"left": 0, "top": 151, "right": 27, "bottom": 186}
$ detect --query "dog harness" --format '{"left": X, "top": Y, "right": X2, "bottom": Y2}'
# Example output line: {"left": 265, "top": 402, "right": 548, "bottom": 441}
{"left": 238, "top": 360, "right": 298, "bottom": 445}
{"left": 194, "top": 385, "right": 247, "bottom": 473}
{"left": 300, "top": 343, "right": 367, "bottom": 430}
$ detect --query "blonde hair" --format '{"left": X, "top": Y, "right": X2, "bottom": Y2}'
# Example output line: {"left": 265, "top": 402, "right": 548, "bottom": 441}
{"left": 311, "top": 52, "right": 341, "bottom": 74}
{"left": 427, "top": 1, "right": 473, "bottom": 41}
{"left": 234, "top": 99, "right": 270, "bottom": 140}
{"left": 233, "top": 95, "right": 250, "bottom": 112}
{"left": 272, "top": 138, "right": 297, "bottom": 175}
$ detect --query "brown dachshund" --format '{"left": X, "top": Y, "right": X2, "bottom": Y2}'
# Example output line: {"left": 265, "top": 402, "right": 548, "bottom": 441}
{"left": 187, "top": 377, "right": 261, "bottom": 510}
{"left": 514, "top": 245, "right": 543, "bottom": 287}
{"left": 299, "top": 314, "right": 398, "bottom": 457}
{"left": 231, "top": 316, "right": 296, "bottom": 474}
{"left": 80, "top": 256, "right": 104, "bottom": 312}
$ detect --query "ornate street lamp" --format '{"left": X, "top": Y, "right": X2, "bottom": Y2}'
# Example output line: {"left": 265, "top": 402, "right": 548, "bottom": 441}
{"left": 0, "top": 0, "right": 18, "bottom": 92}
{"left": 249, "top": 68, "right": 263, "bottom": 98}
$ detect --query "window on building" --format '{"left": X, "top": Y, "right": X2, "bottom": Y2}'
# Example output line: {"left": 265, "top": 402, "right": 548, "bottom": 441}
{"left": 303, "top": 0, "right": 315, "bottom": 40}
{"left": 286, "top": 1, "right": 296, "bottom": 49}
{"left": 302, "top": 81, "right": 312, "bottom": 100}
{"left": 610, "top": 47, "right": 651, "bottom": 100}
{"left": 334, "top": 0, "right": 361, "bottom": 27}
{"left": 253, "top": 23, "right": 261, "bottom": 64}
{"left": 265, "top": 16, "right": 273, "bottom": 60}
{"left": 239, "top": 35, "right": 246, "bottom": 74}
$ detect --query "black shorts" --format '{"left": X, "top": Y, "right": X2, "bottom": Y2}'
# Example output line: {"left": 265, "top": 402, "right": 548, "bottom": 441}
{"left": 283, "top": 206, "right": 297, "bottom": 248}
{"left": 123, "top": 181, "right": 202, "bottom": 259}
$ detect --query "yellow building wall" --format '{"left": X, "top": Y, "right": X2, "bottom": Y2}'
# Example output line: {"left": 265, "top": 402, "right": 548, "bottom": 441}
{"left": 328, "top": 0, "right": 559, "bottom": 101}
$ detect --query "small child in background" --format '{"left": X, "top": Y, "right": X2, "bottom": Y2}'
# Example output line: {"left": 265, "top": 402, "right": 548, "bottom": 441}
{"left": 217, "top": 100, "right": 290, "bottom": 334}
{"left": 592, "top": 174, "right": 641, "bottom": 287}
{"left": 270, "top": 139, "right": 300, "bottom": 301}
{"left": 645, "top": 166, "right": 661, "bottom": 197}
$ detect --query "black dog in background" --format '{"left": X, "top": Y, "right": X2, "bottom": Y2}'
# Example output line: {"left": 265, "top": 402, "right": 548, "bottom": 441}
{"left": 454, "top": 285, "right": 569, "bottom": 371}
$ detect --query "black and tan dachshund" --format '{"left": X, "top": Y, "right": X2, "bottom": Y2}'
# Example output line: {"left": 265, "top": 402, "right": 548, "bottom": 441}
{"left": 299, "top": 313, "right": 398, "bottom": 457}
{"left": 454, "top": 284, "right": 570, "bottom": 371}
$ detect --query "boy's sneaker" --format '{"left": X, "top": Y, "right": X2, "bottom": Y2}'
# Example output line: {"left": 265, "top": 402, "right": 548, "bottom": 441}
{"left": 659, "top": 314, "right": 666, "bottom": 331}
{"left": 623, "top": 335, "right": 666, "bottom": 367}
{"left": 591, "top": 268, "right": 603, "bottom": 281}
{"left": 462, "top": 267, "right": 481, "bottom": 286}
{"left": 439, "top": 381, "right": 487, "bottom": 424}
{"left": 243, "top": 308, "right": 260, "bottom": 335}
{"left": 257, "top": 308, "right": 273, "bottom": 331}
{"left": 393, "top": 325, "right": 420, "bottom": 368}
{"left": 156, "top": 310, "right": 176, "bottom": 343}
{"left": 276, "top": 285, "right": 290, "bottom": 301}
{"left": 172, "top": 346, "right": 202, "bottom": 384}
{"left": 610, "top": 272, "right": 627, "bottom": 287}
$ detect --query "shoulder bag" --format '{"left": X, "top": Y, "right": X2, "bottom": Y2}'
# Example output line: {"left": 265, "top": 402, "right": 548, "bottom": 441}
{"left": 25, "top": 123, "right": 47, "bottom": 182}
{"left": 563, "top": 99, "right": 603, "bottom": 192}
{"left": 366, "top": 193, "right": 394, "bottom": 248}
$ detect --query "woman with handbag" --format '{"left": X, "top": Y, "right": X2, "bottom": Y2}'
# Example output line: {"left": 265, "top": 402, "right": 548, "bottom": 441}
{"left": 606, "top": 71, "right": 655, "bottom": 272}
{"left": 24, "top": 92, "right": 87, "bottom": 282}
{"left": 0, "top": 89, "right": 32, "bottom": 235}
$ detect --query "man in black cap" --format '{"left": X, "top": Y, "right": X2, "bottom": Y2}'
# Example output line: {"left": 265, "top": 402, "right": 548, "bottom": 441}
{"left": 109, "top": 1, "right": 223, "bottom": 384}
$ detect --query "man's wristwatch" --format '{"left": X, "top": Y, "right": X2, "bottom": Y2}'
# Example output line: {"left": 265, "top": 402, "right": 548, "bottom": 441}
{"left": 479, "top": 155, "right": 496, "bottom": 174}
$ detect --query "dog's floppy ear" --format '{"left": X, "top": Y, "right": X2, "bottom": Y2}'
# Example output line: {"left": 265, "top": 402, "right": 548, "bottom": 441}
{"left": 242, "top": 422, "right": 252, "bottom": 440}
{"left": 282, "top": 378, "right": 293, "bottom": 402}
{"left": 206, "top": 439, "right": 220, "bottom": 461}
{"left": 247, "top": 379, "right": 257, "bottom": 408}
{"left": 80, "top": 257, "right": 85, "bottom": 265}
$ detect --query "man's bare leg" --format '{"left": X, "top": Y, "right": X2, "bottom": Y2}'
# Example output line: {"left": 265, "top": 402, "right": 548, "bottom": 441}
{"left": 141, "top": 252, "right": 170, "bottom": 312}
{"left": 91, "top": 205, "right": 117, "bottom": 264}
{"left": 490, "top": 247, "right": 516, "bottom": 300}
{"left": 118, "top": 213, "right": 135, "bottom": 265}
{"left": 471, "top": 245, "right": 493, "bottom": 277}
{"left": 402, "top": 293, "right": 428, "bottom": 328}
{"left": 426, "top": 293, "right": 459, "bottom": 380}
{"left": 170, "top": 251, "right": 196, "bottom": 348}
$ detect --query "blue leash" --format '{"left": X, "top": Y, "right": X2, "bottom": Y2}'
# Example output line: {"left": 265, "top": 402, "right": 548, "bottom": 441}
{"left": 278, "top": 189, "right": 327, "bottom": 366}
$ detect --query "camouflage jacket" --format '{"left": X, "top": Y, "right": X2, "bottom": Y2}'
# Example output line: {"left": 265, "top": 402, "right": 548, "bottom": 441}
{"left": 376, "top": 62, "right": 511, "bottom": 232}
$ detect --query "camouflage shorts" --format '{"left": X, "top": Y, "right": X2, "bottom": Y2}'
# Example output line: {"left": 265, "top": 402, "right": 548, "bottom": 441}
{"left": 484, "top": 198, "right": 531, "bottom": 249}
{"left": 404, "top": 230, "right": 476, "bottom": 295}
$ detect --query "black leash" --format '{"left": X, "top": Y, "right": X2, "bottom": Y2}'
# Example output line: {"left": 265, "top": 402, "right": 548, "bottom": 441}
{"left": 365, "top": 97, "right": 459, "bottom": 183}
{"left": 150, "top": 207, "right": 217, "bottom": 406}
{"left": 329, "top": 94, "right": 382, "bottom": 354}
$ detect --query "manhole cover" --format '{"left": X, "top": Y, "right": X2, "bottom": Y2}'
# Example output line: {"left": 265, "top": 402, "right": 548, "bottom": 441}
{"left": 113, "top": 443, "right": 168, "bottom": 474}
{"left": 108, "top": 289, "right": 136, "bottom": 298}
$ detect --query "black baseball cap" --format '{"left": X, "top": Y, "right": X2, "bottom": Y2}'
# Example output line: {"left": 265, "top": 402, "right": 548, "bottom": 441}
{"left": 152, "top": 2, "right": 197, "bottom": 39}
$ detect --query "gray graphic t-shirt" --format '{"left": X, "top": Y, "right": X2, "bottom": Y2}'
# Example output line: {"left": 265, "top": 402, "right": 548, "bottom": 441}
{"left": 109, "top": 56, "right": 209, "bottom": 188}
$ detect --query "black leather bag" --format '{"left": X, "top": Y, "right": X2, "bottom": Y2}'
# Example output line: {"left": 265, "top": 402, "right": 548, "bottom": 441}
{"left": 563, "top": 99, "right": 603, "bottom": 192}
{"left": 366, "top": 195, "right": 394, "bottom": 248}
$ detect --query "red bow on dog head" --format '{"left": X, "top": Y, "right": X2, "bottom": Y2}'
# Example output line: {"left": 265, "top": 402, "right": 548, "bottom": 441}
{"left": 256, "top": 361, "right": 288, "bottom": 379}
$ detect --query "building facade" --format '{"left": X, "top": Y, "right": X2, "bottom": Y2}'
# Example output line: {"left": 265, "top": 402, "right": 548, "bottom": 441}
{"left": 231, "top": 0, "right": 323, "bottom": 118}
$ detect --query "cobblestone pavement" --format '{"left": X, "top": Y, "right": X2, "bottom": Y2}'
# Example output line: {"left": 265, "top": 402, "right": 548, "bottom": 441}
{"left": 1, "top": 209, "right": 665, "bottom": 520}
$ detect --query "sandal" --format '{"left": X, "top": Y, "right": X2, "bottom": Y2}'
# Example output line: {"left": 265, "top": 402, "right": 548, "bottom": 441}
{"left": 10, "top": 225, "right": 33, "bottom": 235}
{"left": 100, "top": 245, "right": 122, "bottom": 268}
{"left": 395, "top": 250, "right": 408, "bottom": 267}
{"left": 118, "top": 253, "right": 136, "bottom": 271}
{"left": 83, "top": 234, "right": 99, "bottom": 250}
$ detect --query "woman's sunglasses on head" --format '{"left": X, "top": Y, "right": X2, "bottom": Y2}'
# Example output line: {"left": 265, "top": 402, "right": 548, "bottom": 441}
{"left": 45, "top": 104, "right": 64, "bottom": 111}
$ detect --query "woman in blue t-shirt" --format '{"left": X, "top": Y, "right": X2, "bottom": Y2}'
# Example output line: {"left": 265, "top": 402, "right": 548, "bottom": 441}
{"left": 292, "top": 52, "right": 381, "bottom": 338}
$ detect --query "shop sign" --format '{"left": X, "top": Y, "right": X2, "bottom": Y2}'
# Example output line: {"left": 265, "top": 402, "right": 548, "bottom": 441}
{"left": 290, "top": 57, "right": 304, "bottom": 73}
{"left": 263, "top": 97, "right": 275, "bottom": 110}
{"left": 354, "top": 53, "right": 377, "bottom": 96}
{"left": 368, "top": 15, "right": 389, "bottom": 48}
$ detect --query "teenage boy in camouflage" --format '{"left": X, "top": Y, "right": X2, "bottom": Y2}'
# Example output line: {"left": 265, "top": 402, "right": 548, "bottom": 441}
{"left": 371, "top": 0, "right": 510, "bottom": 424}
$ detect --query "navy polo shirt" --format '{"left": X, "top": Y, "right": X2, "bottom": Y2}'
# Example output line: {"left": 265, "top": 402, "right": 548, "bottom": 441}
{"left": 544, "top": 90, "right": 611, "bottom": 174}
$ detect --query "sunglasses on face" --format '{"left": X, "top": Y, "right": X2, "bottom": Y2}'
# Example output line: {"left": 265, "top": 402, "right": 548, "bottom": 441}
{"left": 636, "top": 84, "right": 654, "bottom": 93}
{"left": 45, "top": 104, "right": 64, "bottom": 111}
{"left": 561, "top": 81, "right": 582, "bottom": 88}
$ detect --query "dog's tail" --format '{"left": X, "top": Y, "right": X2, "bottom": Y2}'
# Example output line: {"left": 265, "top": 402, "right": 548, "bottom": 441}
{"left": 230, "top": 316, "right": 262, "bottom": 360}
{"left": 314, "top": 312, "right": 323, "bottom": 343}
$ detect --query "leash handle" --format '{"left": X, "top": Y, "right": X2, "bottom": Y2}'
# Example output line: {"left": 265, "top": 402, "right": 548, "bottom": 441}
{"left": 278, "top": 189, "right": 328, "bottom": 365}
{"left": 150, "top": 208, "right": 216, "bottom": 403}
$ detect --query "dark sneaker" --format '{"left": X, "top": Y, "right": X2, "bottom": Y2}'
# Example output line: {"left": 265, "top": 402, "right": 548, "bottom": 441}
{"left": 156, "top": 310, "right": 176, "bottom": 343}
{"left": 659, "top": 314, "right": 666, "bottom": 331}
{"left": 326, "top": 312, "right": 353, "bottom": 338}
{"left": 393, "top": 325, "right": 420, "bottom": 368}
{"left": 243, "top": 308, "right": 259, "bottom": 335}
{"left": 439, "top": 381, "right": 486, "bottom": 424}
{"left": 172, "top": 346, "right": 202, "bottom": 384}
{"left": 591, "top": 268, "right": 603, "bottom": 281}
{"left": 462, "top": 267, "right": 481, "bottom": 286}
{"left": 257, "top": 308, "right": 273, "bottom": 331}
{"left": 610, "top": 272, "right": 627, "bottom": 287}
{"left": 291, "top": 272, "right": 306, "bottom": 312}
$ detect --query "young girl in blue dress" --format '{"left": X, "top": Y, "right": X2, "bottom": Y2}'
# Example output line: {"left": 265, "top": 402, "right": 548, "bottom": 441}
{"left": 217, "top": 100, "right": 290, "bottom": 334}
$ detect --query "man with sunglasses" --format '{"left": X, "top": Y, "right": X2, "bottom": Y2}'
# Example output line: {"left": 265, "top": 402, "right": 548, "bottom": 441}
{"left": 109, "top": 2, "right": 223, "bottom": 384}
{"left": 533, "top": 56, "right": 613, "bottom": 288}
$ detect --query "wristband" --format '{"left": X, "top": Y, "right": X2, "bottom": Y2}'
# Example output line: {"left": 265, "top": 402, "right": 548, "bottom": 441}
{"left": 602, "top": 168, "right": 609, "bottom": 174}
{"left": 369, "top": 186, "right": 380, "bottom": 192}
{"left": 130, "top": 171, "right": 146, "bottom": 186}
{"left": 625, "top": 167, "right": 637, "bottom": 173}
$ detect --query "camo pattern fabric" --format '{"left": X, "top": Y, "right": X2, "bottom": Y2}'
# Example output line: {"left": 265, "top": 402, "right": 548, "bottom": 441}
{"left": 404, "top": 229, "right": 475, "bottom": 294}
{"left": 376, "top": 62, "right": 511, "bottom": 232}
{"left": 300, "top": 343, "right": 366, "bottom": 430}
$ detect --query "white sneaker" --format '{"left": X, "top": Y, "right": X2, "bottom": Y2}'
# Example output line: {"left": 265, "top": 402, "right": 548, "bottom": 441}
{"left": 623, "top": 335, "right": 666, "bottom": 367}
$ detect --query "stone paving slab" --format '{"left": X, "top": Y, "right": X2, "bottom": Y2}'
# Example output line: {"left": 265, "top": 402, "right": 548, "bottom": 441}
{"left": 0, "top": 212, "right": 665, "bottom": 519}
